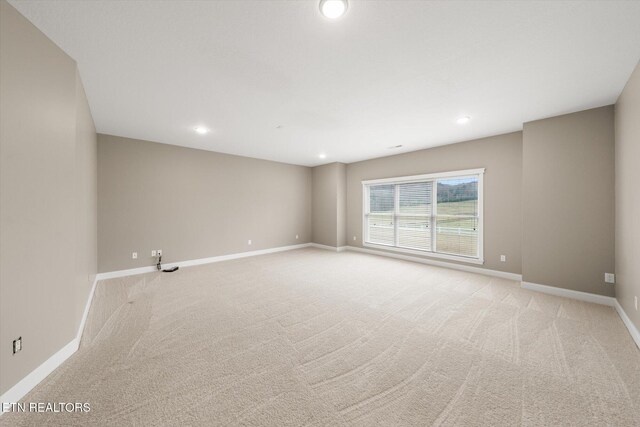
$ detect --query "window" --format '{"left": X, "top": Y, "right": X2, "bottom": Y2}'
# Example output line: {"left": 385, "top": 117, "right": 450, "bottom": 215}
{"left": 363, "top": 168, "right": 484, "bottom": 264}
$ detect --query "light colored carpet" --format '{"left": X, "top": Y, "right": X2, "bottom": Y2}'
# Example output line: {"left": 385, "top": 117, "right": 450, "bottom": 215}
{"left": 2, "top": 248, "right": 640, "bottom": 426}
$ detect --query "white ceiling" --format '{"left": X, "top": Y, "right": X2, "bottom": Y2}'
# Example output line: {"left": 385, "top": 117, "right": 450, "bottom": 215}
{"left": 9, "top": 0, "right": 640, "bottom": 166}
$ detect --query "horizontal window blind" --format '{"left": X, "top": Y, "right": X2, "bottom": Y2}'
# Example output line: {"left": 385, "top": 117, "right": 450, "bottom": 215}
{"left": 397, "top": 182, "right": 432, "bottom": 251}
{"left": 363, "top": 170, "right": 483, "bottom": 262}
{"left": 367, "top": 184, "right": 395, "bottom": 246}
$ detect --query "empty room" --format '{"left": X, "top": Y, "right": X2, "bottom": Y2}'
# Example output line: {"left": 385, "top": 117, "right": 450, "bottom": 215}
{"left": 2, "top": 0, "right": 640, "bottom": 425}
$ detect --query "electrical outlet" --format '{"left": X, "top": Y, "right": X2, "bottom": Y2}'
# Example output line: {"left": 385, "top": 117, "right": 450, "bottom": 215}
{"left": 353, "top": 236, "right": 357, "bottom": 241}
{"left": 151, "top": 250, "right": 156, "bottom": 257}
{"left": 157, "top": 249, "right": 162, "bottom": 256}
{"left": 500, "top": 255, "right": 506, "bottom": 262}
{"left": 635, "top": 296, "right": 638, "bottom": 311}
{"left": 132, "top": 252, "right": 137, "bottom": 259}
{"left": 248, "top": 240, "right": 252, "bottom": 245}
{"left": 296, "top": 234, "right": 299, "bottom": 239}
{"left": 604, "top": 273, "right": 615, "bottom": 284}
{"left": 13, "top": 337, "right": 22, "bottom": 354}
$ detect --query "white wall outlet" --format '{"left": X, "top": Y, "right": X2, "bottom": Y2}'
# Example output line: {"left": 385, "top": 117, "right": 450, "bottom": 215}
{"left": 132, "top": 252, "right": 137, "bottom": 259}
{"left": 13, "top": 336, "right": 22, "bottom": 354}
{"left": 635, "top": 296, "right": 638, "bottom": 311}
{"left": 248, "top": 240, "right": 252, "bottom": 245}
{"left": 353, "top": 236, "right": 357, "bottom": 241}
{"left": 500, "top": 255, "right": 506, "bottom": 262}
{"left": 151, "top": 250, "right": 156, "bottom": 257}
{"left": 604, "top": 273, "right": 615, "bottom": 284}
{"left": 157, "top": 249, "right": 162, "bottom": 256}
{"left": 296, "top": 234, "right": 299, "bottom": 239}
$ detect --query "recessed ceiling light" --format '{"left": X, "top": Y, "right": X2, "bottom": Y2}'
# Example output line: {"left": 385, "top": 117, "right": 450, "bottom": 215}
{"left": 319, "top": 0, "right": 348, "bottom": 19}
{"left": 193, "top": 126, "right": 209, "bottom": 134}
{"left": 319, "top": 153, "right": 327, "bottom": 159}
{"left": 456, "top": 116, "right": 471, "bottom": 125}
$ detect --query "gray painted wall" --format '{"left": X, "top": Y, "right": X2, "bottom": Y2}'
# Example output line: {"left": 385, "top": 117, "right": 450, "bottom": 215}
{"left": 615, "top": 61, "right": 640, "bottom": 329}
{"left": 0, "top": 0, "right": 97, "bottom": 396}
{"left": 336, "top": 164, "right": 347, "bottom": 248}
{"left": 346, "top": 132, "right": 523, "bottom": 275}
{"left": 311, "top": 163, "right": 346, "bottom": 248}
{"left": 522, "top": 106, "right": 615, "bottom": 297}
{"left": 74, "top": 70, "right": 98, "bottom": 328}
{"left": 311, "top": 164, "right": 338, "bottom": 247}
{"left": 97, "top": 134, "right": 312, "bottom": 272}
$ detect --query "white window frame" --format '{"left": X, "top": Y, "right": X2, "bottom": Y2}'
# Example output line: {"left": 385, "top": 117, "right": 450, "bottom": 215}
{"left": 362, "top": 168, "right": 484, "bottom": 265}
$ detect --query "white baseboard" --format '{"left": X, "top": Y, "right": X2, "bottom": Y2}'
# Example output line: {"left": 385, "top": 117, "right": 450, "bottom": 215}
{"left": 1, "top": 243, "right": 315, "bottom": 408}
{"left": 96, "top": 265, "right": 158, "bottom": 280}
{"left": 520, "top": 281, "right": 616, "bottom": 306}
{"left": 1, "top": 273, "right": 99, "bottom": 409}
{"left": 0, "top": 338, "right": 78, "bottom": 406}
{"left": 76, "top": 276, "right": 98, "bottom": 343}
{"left": 614, "top": 299, "right": 640, "bottom": 350}
{"left": 520, "top": 281, "right": 640, "bottom": 351}
{"left": 309, "top": 243, "right": 347, "bottom": 252}
{"left": 4, "top": 244, "right": 637, "bottom": 410}
{"left": 96, "top": 243, "right": 313, "bottom": 280}
{"left": 346, "top": 245, "right": 522, "bottom": 282}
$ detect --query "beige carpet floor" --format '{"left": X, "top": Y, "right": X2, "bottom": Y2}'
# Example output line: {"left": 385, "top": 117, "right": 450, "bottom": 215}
{"left": 2, "top": 247, "right": 640, "bottom": 426}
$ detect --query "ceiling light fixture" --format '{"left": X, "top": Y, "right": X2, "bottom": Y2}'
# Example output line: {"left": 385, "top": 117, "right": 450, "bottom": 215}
{"left": 319, "top": 0, "right": 348, "bottom": 19}
{"left": 194, "top": 126, "right": 209, "bottom": 134}
{"left": 456, "top": 116, "right": 471, "bottom": 125}
{"left": 318, "top": 153, "right": 327, "bottom": 159}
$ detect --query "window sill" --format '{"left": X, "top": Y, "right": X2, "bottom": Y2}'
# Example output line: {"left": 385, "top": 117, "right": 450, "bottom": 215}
{"left": 363, "top": 242, "right": 484, "bottom": 265}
